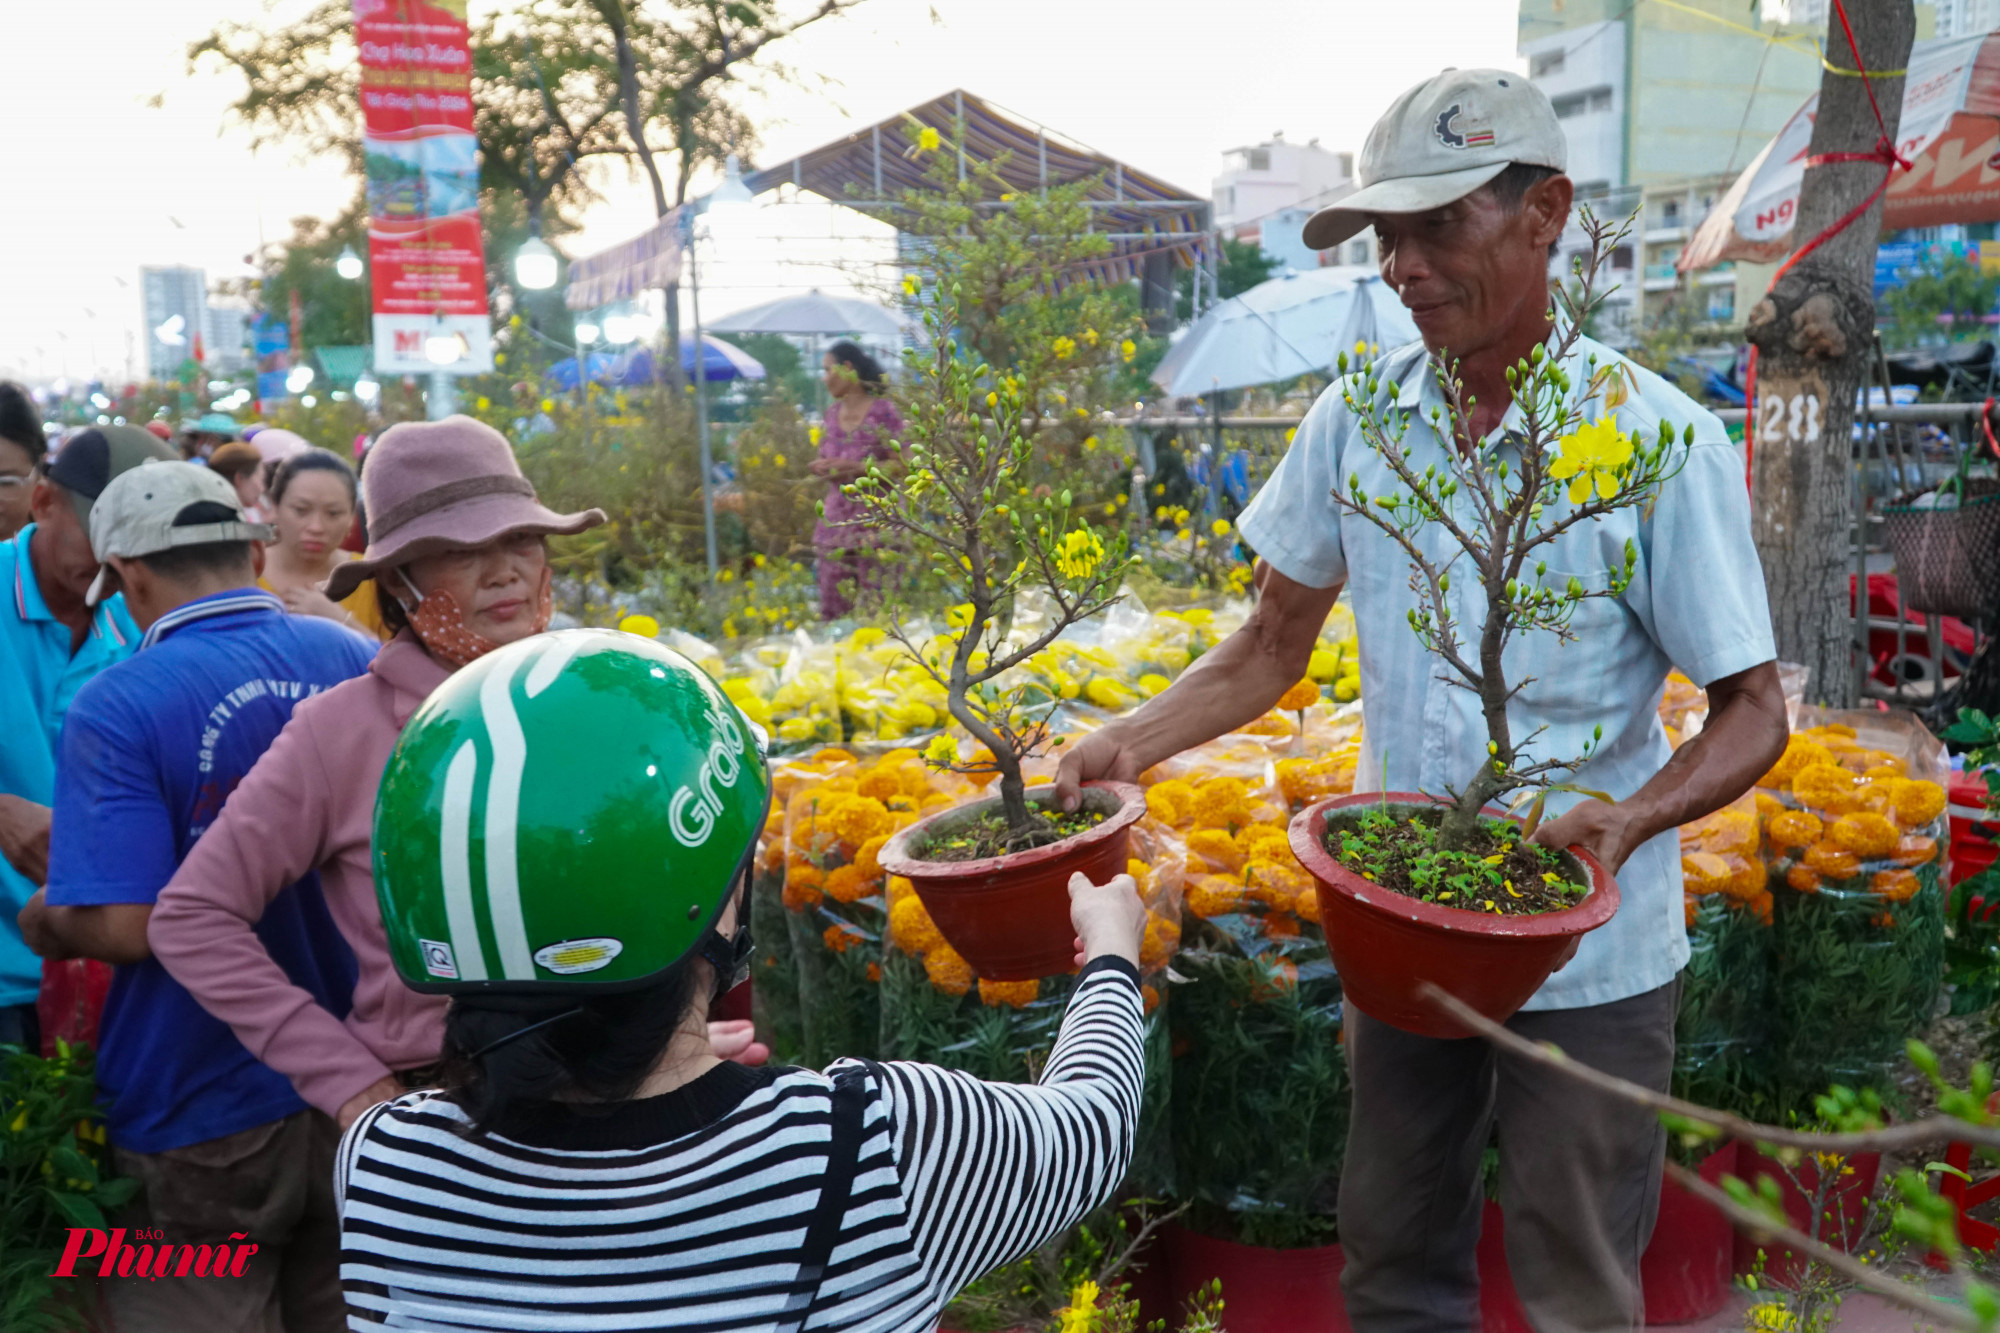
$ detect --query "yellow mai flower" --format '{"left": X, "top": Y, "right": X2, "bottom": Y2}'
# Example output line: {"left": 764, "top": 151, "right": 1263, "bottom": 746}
{"left": 1119, "top": 338, "right": 1137, "bottom": 363}
{"left": 1549, "top": 416, "right": 1635, "bottom": 504}
{"left": 1052, "top": 335, "right": 1077, "bottom": 360}
{"left": 923, "top": 734, "right": 959, "bottom": 767}
{"left": 539, "top": 398, "right": 555, "bottom": 413}
{"left": 1054, "top": 528, "right": 1104, "bottom": 579}
{"left": 617, "top": 613, "right": 660, "bottom": 639}
{"left": 916, "top": 125, "right": 941, "bottom": 153}
{"left": 1209, "top": 518, "right": 1232, "bottom": 536}
{"left": 808, "top": 425, "right": 822, "bottom": 446}
{"left": 1058, "top": 1280, "right": 1101, "bottom": 1333}
{"left": 901, "top": 274, "right": 920, "bottom": 296}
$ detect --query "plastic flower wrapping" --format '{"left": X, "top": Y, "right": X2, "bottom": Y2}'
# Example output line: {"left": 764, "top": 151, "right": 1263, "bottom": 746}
{"left": 1674, "top": 707, "right": 1950, "bottom": 1120}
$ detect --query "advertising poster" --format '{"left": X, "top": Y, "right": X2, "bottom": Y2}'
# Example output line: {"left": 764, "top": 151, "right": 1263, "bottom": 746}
{"left": 353, "top": 0, "right": 494, "bottom": 374}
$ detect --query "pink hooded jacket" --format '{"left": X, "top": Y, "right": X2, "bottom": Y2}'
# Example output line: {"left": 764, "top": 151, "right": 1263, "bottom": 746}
{"left": 149, "top": 632, "right": 451, "bottom": 1117}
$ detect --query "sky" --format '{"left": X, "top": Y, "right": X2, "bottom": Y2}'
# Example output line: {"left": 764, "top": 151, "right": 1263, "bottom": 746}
{"left": 0, "top": 0, "right": 1521, "bottom": 384}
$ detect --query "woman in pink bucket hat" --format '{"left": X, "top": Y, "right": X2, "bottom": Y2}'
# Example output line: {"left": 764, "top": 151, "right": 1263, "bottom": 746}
{"left": 144, "top": 418, "right": 756, "bottom": 1131}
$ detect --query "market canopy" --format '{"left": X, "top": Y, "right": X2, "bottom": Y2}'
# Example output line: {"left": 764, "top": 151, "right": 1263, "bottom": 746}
{"left": 545, "top": 334, "right": 764, "bottom": 390}
{"left": 1682, "top": 31, "right": 2000, "bottom": 271}
{"left": 706, "top": 289, "right": 904, "bottom": 338}
{"left": 1150, "top": 266, "right": 1419, "bottom": 398}
{"left": 741, "top": 89, "right": 1211, "bottom": 282}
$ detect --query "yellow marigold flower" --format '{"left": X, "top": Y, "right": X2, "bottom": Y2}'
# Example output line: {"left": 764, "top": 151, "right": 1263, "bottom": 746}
{"left": 1894, "top": 834, "right": 1938, "bottom": 868}
{"left": 823, "top": 863, "right": 875, "bottom": 905}
{"left": 1681, "top": 852, "right": 1730, "bottom": 896}
{"left": 1894, "top": 779, "right": 1946, "bottom": 828}
{"left": 783, "top": 865, "right": 825, "bottom": 911}
{"left": 1186, "top": 827, "right": 1244, "bottom": 873}
{"left": 1792, "top": 763, "right": 1862, "bottom": 814}
{"left": 1296, "top": 884, "right": 1323, "bottom": 923}
{"left": 1239, "top": 824, "right": 1292, "bottom": 860}
{"left": 1276, "top": 677, "right": 1321, "bottom": 712}
{"left": 1549, "top": 415, "right": 1635, "bottom": 504}
{"left": 853, "top": 834, "right": 890, "bottom": 880}
{"left": 1085, "top": 676, "right": 1139, "bottom": 709}
{"left": 1145, "top": 779, "right": 1195, "bottom": 826}
{"left": 1190, "top": 777, "right": 1254, "bottom": 829}
{"left": 822, "top": 923, "right": 868, "bottom": 954}
{"left": 1126, "top": 859, "right": 1153, "bottom": 894}
{"left": 1765, "top": 809, "right": 1823, "bottom": 850}
{"left": 1786, "top": 864, "right": 1822, "bottom": 894}
{"left": 1759, "top": 736, "right": 1833, "bottom": 789}
{"left": 826, "top": 796, "right": 893, "bottom": 850}
{"left": 1721, "top": 854, "right": 1767, "bottom": 903}
{"left": 886, "top": 874, "right": 917, "bottom": 907}
{"left": 1054, "top": 527, "right": 1104, "bottom": 579}
{"left": 1829, "top": 812, "right": 1900, "bottom": 859}
{"left": 856, "top": 768, "right": 904, "bottom": 803}
{"left": 1139, "top": 915, "right": 1180, "bottom": 969}
{"left": 916, "top": 125, "right": 941, "bottom": 153}
{"left": 979, "top": 978, "right": 1042, "bottom": 1009}
{"left": 923, "top": 943, "right": 975, "bottom": 995}
{"left": 1186, "top": 874, "right": 1253, "bottom": 919}
{"left": 1246, "top": 856, "right": 1311, "bottom": 910}
{"left": 1696, "top": 809, "right": 1760, "bottom": 856}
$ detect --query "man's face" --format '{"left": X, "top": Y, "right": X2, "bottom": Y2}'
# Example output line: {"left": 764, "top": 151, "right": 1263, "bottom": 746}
{"left": 0, "top": 440, "right": 36, "bottom": 541}
{"left": 1371, "top": 176, "right": 1571, "bottom": 362}
{"left": 27, "top": 481, "right": 102, "bottom": 603}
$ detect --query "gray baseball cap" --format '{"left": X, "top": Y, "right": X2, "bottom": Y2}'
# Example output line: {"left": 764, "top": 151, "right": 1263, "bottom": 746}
{"left": 85, "top": 460, "right": 275, "bottom": 605}
{"left": 1302, "top": 68, "right": 1568, "bottom": 251}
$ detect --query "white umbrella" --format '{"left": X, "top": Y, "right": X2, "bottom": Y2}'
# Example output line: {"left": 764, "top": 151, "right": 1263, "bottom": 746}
{"left": 1150, "top": 266, "right": 1418, "bottom": 398}
{"left": 706, "top": 288, "right": 904, "bottom": 338}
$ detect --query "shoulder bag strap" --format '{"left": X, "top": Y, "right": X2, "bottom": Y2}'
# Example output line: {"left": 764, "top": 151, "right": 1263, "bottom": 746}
{"left": 783, "top": 1066, "right": 868, "bottom": 1331}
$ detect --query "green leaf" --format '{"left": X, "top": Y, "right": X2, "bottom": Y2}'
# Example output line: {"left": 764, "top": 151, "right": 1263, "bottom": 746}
{"left": 47, "top": 1191, "right": 104, "bottom": 1230}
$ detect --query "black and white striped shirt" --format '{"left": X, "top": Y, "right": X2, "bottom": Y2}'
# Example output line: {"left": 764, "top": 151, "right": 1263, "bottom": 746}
{"left": 335, "top": 957, "right": 1143, "bottom": 1330}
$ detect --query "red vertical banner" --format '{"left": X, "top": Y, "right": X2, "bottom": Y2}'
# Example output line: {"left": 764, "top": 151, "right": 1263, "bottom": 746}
{"left": 353, "top": 0, "right": 494, "bottom": 374}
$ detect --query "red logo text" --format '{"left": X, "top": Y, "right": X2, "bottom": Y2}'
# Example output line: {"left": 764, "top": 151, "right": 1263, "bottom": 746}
{"left": 50, "top": 1228, "right": 260, "bottom": 1279}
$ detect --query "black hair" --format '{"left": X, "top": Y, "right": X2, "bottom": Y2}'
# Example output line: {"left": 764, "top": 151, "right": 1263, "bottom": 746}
{"left": 270, "top": 447, "right": 358, "bottom": 508}
{"left": 0, "top": 382, "right": 45, "bottom": 463}
{"left": 133, "top": 501, "right": 256, "bottom": 582}
{"left": 376, "top": 582, "right": 410, "bottom": 636}
{"left": 1484, "top": 162, "right": 1562, "bottom": 211}
{"left": 438, "top": 957, "right": 704, "bottom": 1134}
{"left": 825, "top": 341, "right": 885, "bottom": 395}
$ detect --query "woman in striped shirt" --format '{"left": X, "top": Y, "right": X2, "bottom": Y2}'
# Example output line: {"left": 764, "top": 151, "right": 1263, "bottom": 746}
{"left": 337, "top": 631, "right": 1148, "bottom": 1331}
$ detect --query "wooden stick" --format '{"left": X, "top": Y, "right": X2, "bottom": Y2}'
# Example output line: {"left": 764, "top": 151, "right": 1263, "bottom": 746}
{"left": 1415, "top": 983, "right": 2000, "bottom": 1154}
{"left": 1664, "top": 1161, "right": 1980, "bottom": 1330}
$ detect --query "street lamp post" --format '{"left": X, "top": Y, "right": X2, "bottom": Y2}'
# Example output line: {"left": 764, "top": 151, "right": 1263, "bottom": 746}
{"left": 689, "top": 154, "right": 755, "bottom": 581}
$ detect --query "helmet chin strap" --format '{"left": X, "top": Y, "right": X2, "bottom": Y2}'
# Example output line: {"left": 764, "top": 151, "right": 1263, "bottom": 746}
{"left": 695, "top": 868, "right": 755, "bottom": 1002}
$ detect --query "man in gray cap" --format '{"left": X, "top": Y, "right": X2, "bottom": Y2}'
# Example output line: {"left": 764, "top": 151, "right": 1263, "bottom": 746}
{"left": 1060, "top": 70, "right": 1787, "bottom": 1328}
{"left": 0, "top": 424, "right": 173, "bottom": 1051}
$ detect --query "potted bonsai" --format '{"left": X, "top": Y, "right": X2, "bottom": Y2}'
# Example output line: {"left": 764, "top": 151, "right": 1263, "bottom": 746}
{"left": 1288, "top": 210, "right": 1678, "bottom": 1036}
{"left": 853, "top": 282, "right": 1146, "bottom": 981}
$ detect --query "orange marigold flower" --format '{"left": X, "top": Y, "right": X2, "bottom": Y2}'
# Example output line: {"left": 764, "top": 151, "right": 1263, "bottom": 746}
{"left": 1263, "top": 911, "right": 1302, "bottom": 939}
{"left": 856, "top": 768, "right": 904, "bottom": 803}
{"left": 1140, "top": 983, "right": 1161, "bottom": 1015}
{"left": 1792, "top": 764, "right": 1861, "bottom": 814}
{"left": 923, "top": 944, "right": 975, "bottom": 996}
{"left": 812, "top": 747, "right": 858, "bottom": 766}
{"left": 822, "top": 922, "right": 868, "bottom": 953}
{"left": 1190, "top": 777, "right": 1255, "bottom": 830}
{"left": 1249, "top": 956, "right": 1300, "bottom": 1002}
{"left": 1894, "top": 780, "right": 1947, "bottom": 829}
{"left": 888, "top": 894, "right": 944, "bottom": 957}
{"left": 1760, "top": 737, "right": 1833, "bottom": 788}
{"left": 1863, "top": 761, "right": 1907, "bottom": 782}
{"left": 1187, "top": 827, "right": 1245, "bottom": 873}
{"left": 1871, "top": 868, "right": 1921, "bottom": 902}
{"left": 867, "top": 962, "right": 882, "bottom": 983}
{"left": 823, "top": 863, "right": 878, "bottom": 904}
{"left": 1276, "top": 678, "right": 1321, "bottom": 712}
{"left": 1245, "top": 856, "right": 1310, "bottom": 910}
{"left": 1893, "top": 835, "right": 1938, "bottom": 868}
{"left": 1681, "top": 852, "right": 1731, "bottom": 896}
{"left": 854, "top": 834, "right": 890, "bottom": 880}
{"left": 1296, "top": 886, "right": 1322, "bottom": 923}
{"left": 1140, "top": 915, "right": 1181, "bottom": 970}
{"left": 1145, "top": 779, "right": 1195, "bottom": 826}
{"left": 978, "top": 978, "right": 1041, "bottom": 1009}
{"left": 1765, "top": 810, "right": 1824, "bottom": 850}
{"left": 1721, "top": 855, "right": 1767, "bottom": 903}
{"left": 1684, "top": 895, "right": 1700, "bottom": 929}
{"left": 1828, "top": 812, "right": 1900, "bottom": 859}
{"left": 1698, "top": 809, "right": 1761, "bottom": 857}
{"left": 1802, "top": 842, "right": 1861, "bottom": 880}
{"left": 783, "top": 864, "right": 825, "bottom": 911}
{"left": 1754, "top": 791, "right": 1788, "bottom": 819}
{"left": 1186, "top": 874, "right": 1253, "bottom": 919}
{"left": 1786, "top": 864, "right": 1822, "bottom": 894}
{"left": 885, "top": 875, "right": 916, "bottom": 907}
{"left": 1749, "top": 889, "right": 1774, "bottom": 924}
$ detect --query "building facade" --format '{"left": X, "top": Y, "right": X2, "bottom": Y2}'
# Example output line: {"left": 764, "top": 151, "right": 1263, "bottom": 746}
{"left": 1213, "top": 135, "right": 1355, "bottom": 272}
{"left": 141, "top": 266, "right": 207, "bottom": 382}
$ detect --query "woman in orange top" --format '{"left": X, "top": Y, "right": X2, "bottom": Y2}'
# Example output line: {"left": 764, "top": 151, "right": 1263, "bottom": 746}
{"left": 258, "top": 448, "right": 388, "bottom": 640}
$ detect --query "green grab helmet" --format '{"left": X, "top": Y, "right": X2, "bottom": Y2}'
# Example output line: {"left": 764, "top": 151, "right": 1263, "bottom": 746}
{"left": 373, "top": 628, "right": 771, "bottom": 994}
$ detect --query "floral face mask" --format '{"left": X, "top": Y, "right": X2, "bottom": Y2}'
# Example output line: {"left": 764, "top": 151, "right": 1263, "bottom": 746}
{"left": 396, "top": 567, "right": 553, "bottom": 670}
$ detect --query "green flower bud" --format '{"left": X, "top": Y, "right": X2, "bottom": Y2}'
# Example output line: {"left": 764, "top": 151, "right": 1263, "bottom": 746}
{"left": 1567, "top": 576, "right": 1585, "bottom": 598}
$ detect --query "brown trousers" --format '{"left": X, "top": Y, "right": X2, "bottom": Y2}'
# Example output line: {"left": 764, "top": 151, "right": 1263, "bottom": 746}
{"left": 104, "top": 1109, "right": 344, "bottom": 1333}
{"left": 1338, "top": 979, "right": 1680, "bottom": 1333}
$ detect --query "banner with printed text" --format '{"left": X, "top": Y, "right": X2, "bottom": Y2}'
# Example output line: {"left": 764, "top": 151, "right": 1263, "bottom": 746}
{"left": 353, "top": 0, "right": 494, "bottom": 374}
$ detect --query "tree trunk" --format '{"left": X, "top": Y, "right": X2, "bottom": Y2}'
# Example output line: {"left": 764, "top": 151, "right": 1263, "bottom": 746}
{"left": 1743, "top": 0, "right": 1914, "bottom": 707}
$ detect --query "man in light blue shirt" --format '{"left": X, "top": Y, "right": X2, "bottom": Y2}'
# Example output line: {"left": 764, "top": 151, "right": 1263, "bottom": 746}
{"left": 0, "top": 425, "right": 171, "bottom": 1049}
{"left": 1058, "top": 70, "right": 1787, "bottom": 1330}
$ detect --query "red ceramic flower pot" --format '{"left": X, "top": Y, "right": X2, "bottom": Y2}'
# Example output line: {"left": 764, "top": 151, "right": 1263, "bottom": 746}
{"left": 879, "top": 780, "right": 1145, "bottom": 981}
{"left": 1641, "top": 1143, "right": 1737, "bottom": 1324}
{"left": 1161, "top": 1220, "right": 1350, "bottom": 1333}
{"left": 1731, "top": 1147, "right": 1882, "bottom": 1288}
{"left": 1289, "top": 793, "right": 1620, "bottom": 1038}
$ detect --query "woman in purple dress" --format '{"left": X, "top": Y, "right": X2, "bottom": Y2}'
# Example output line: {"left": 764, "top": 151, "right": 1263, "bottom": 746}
{"left": 811, "top": 341, "right": 904, "bottom": 619}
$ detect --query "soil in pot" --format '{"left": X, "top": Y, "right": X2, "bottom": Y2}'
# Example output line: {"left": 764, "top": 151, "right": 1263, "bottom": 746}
{"left": 915, "top": 802, "right": 1108, "bottom": 862}
{"left": 1325, "top": 805, "right": 1587, "bottom": 917}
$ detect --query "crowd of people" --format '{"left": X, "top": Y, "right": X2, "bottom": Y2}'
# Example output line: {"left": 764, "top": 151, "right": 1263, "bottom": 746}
{"left": 1, "top": 69, "right": 1791, "bottom": 1333}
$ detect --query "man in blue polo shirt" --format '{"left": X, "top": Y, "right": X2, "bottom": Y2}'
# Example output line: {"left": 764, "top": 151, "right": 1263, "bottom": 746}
{"left": 19, "top": 460, "right": 372, "bottom": 1332}
{"left": 0, "top": 424, "right": 170, "bottom": 1049}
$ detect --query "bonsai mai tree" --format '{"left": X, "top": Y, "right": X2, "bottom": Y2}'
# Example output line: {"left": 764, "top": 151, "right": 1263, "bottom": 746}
{"left": 842, "top": 282, "right": 1131, "bottom": 853}
{"left": 1332, "top": 209, "right": 1683, "bottom": 872}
